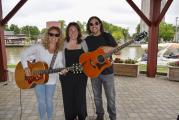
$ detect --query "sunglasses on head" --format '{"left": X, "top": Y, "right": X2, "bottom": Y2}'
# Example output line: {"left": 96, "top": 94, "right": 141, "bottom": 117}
{"left": 48, "top": 32, "right": 60, "bottom": 37}
{"left": 89, "top": 22, "right": 99, "bottom": 26}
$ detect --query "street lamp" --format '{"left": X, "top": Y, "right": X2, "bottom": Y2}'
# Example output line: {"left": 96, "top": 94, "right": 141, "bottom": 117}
{"left": 176, "top": 17, "right": 179, "bottom": 42}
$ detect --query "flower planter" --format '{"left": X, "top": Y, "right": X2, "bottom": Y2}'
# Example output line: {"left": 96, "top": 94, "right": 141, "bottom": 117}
{"left": 168, "top": 66, "right": 179, "bottom": 81}
{"left": 113, "top": 63, "right": 139, "bottom": 77}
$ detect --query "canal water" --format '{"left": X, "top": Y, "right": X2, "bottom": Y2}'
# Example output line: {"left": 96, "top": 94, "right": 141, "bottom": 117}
{"left": 6, "top": 46, "right": 145, "bottom": 65}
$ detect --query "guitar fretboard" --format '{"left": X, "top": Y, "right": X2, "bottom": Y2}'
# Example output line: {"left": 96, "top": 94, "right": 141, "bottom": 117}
{"left": 32, "top": 68, "right": 64, "bottom": 75}
{"left": 104, "top": 31, "right": 147, "bottom": 59}
{"left": 32, "top": 65, "right": 81, "bottom": 75}
{"left": 104, "top": 40, "right": 134, "bottom": 58}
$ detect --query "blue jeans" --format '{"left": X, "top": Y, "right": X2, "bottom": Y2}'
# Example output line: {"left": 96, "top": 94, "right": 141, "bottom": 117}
{"left": 91, "top": 74, "right": 116, "bottom": 120}
{"left": 35, "top": 84, "right": 56, "bottom": 120}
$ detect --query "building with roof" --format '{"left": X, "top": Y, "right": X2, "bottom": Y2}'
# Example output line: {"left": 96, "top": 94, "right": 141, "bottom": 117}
{"left": 46, "top": 21, "right": 62, "bottom": 28}
{"left": 4, "top": 31, "right": 26, "bottom": 46}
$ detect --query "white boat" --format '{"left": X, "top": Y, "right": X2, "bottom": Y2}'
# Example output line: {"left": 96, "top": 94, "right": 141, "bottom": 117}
{"left": 139, "top": 43, "right": 179, "bottom": 66}
{"left": 140, "top": 43, "right": 172, "bottom": 51}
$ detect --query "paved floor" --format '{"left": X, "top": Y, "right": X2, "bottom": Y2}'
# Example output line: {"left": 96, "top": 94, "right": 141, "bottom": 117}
{"left": 0, "top": 74, "right": 179, "bottom": 120}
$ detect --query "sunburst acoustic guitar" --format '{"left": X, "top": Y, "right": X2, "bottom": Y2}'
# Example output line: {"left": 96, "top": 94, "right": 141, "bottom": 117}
{"left": 79, "top": 31, "right": 147, "bottom": 78}
{"left": 15, "top": 61, "right": 81, "bottom": 89}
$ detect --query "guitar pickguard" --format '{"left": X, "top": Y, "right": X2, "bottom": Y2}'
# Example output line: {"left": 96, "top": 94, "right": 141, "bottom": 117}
{"left": 89, "top": 59, "right": 97, "bottom": 69}
{"left": 25, "top": 75, "right": 44, "bottom": 84}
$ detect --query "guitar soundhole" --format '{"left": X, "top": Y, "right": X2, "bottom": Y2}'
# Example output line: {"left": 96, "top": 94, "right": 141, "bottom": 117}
{"left": 97, "top": 55, "right": 105, "bottom": 64}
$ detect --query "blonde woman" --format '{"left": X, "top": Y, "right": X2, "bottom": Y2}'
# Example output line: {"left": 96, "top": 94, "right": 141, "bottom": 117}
{"left": 21, "top": 26, "right": 64, "bottom": 120}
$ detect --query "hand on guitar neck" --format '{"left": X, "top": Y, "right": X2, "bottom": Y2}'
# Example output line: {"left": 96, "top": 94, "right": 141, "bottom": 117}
{"left": 59, "top": 68, "right": 68, "bottom": 75}
{"left": 24, "top": 67, "right": 32, "bottom": 76}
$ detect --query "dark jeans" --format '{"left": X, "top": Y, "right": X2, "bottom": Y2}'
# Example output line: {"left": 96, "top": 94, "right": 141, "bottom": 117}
{"left": 91, "top": 74, "right": 116, "bottom": 120}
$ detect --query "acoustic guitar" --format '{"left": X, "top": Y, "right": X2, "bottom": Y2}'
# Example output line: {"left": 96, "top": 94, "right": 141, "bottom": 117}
{"left": 15, "top": 61, "right": 81, "bottom": 89}
{"left": 79, "top": 31, "right": 147, "bottom": 78}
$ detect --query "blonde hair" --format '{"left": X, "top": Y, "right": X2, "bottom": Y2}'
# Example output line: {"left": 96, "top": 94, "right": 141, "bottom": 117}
{"left": 41, "top": 26, "right": 64, "bottom": 51}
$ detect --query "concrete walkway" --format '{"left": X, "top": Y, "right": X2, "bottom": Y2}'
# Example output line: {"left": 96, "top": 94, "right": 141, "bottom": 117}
{"left": 0, "top": 74, "right": 179, "bottom": 120}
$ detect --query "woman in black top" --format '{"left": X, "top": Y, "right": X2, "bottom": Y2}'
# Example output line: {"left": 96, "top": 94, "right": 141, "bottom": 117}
{"left": 60, "top": 22, "right": 88, "bottom": 120}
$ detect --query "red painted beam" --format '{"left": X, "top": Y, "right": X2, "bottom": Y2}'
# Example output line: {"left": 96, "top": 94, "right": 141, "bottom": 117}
{"left": 126, "top": 0, "right": 151, "bottom": 26}
{"left": 147, "top": 0, "right": 161, "bottom": 77}
{"left": 1, "top": 0, "right": 28, "bottom": 25}
{"left": 0, "top": 0, "right": 8, "bottom": 82}
{"left": 155, "top": 0, "right": 173, "bottom": 26}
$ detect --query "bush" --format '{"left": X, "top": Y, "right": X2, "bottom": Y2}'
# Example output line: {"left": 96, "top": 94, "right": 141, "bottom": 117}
{"left": 114, "top": 58, "right": 124, "bottom": 63}
{"left": 168, "top": 61, "right": 179, "bottom": 67}
{"left": 114, "top": 58, "right": 138, "bottom": 64}
{"left": 124, "top": 59, "right": 138, "bottom": 64}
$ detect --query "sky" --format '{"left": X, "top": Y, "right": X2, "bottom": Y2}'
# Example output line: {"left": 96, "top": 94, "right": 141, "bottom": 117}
{"left": 2, "top": 0, "right": 179, "bottom": 34}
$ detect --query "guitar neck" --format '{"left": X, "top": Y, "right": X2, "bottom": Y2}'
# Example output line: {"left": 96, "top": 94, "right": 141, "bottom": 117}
{"left": 32, "top": 68, "right": 64, "bottom": 75}
{"left": 105, "top": 40, "right": 134, "bottom": 58}
{"left": 32, "top": 66, "right": 79, "bottom": 75}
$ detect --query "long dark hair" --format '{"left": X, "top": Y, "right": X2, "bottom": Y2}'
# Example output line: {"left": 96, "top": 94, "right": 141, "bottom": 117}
{"left": 86, "top": 16, "right": 104, "bottom": 34}
{"left": 65, "top": 22, "right": 82, "bottom": 44}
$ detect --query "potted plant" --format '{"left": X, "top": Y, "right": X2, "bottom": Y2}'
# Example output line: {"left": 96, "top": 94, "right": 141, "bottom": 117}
{"left": 113, "top": 58, "right": 139, "bottom": 77}
{"left": 168, "top": 61, "right": 179, "bottom": 81}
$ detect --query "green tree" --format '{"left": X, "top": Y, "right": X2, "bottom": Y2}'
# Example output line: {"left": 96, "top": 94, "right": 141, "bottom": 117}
{"left": 112, "top": 31, "right": 123, "bottom": 41}
{"left": 4, "top": 24, "right": 10, "bottom": 31}
{"left": 122, "top": 28, "right": 129, "bottom": 41}
{"left": 159, "top": 22, "right": 175, "bottom": 42}
{"left": 9, "top": 24, "right": 20, "bottom": 34}
{"left": 76, "top": 21, "right": 87, "bottom": 36}
{"left": 41, "top": 28, "right": 47, "bottom": 34}
{"left": 102, "top": 21, "right": 129, "bottom": 41}
{"left": 136, "top": 24, "right": 140, "bottom": 34}
{"left": 103, "top": 21, "right": 111, "bottom": 32}
{"left": 21, "top": 25, "right": 40, "bottom": 40}
{"left": 58, "top": 20, "right": 66, "bottom": 32}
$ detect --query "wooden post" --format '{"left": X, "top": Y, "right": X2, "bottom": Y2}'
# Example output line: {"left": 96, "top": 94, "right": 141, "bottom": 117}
{"left": 146, "top": 0, "right": 161, "bottom": 77}
{"left": 0, "top": 0, "right": 8, "bottom": 82}
{"left": 0, "top": 0, "right": 28, "bottom": 81}
{"left": 126, "top": 0, "right": 173, "bottom": 77}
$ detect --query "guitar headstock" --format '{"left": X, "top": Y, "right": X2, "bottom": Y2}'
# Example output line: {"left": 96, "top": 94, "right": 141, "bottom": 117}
{"left": 68, "top": 63, "right": 83, "bottom": 74}
{"left": 134, "top": 31, "right": 148, "bottom": 42}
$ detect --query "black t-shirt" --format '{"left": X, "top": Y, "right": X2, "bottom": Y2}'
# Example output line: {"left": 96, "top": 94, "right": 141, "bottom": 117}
{"left": 85, "top": 32, "right": 117, "bottom": 75}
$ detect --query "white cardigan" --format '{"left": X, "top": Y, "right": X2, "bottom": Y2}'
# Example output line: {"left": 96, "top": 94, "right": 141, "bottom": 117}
{"left": 21, "top": 44, "right": 64, "bottom": 85}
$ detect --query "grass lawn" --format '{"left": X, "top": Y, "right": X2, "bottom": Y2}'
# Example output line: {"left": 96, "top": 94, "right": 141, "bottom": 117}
{"left": 7, "top": 64, "right": 16, "bottom": 68}
{"left": 139, "top": 64, "right": 168, "bottom": 73}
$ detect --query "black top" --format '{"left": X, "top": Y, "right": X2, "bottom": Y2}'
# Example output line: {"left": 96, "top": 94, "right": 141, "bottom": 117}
{"left": 64, "top": 48, "right": 86, "bottom": 76}
{"left": 65, "top": 48, "right": 82, "bottom": 66}
{"left": 85, "top": 32, "right": 117, "bottom": 75}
